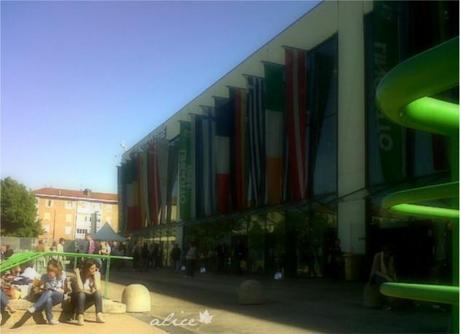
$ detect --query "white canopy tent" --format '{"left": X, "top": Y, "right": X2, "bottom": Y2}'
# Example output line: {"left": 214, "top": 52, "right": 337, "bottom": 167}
{"left": 94, "top": 223, "right": 126, "bottom": 241}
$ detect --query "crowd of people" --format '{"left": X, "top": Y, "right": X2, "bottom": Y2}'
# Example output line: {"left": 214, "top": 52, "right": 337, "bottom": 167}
{"left": 0, "top": 232, "right": 402, "bottom": 327}
{"left": 0, "top": 233, "right": 120, "bottom": 326}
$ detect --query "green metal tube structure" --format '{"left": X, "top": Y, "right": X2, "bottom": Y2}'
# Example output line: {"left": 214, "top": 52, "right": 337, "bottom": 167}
{"left": 376, "top": 36, "right": 459, "bottom": 332}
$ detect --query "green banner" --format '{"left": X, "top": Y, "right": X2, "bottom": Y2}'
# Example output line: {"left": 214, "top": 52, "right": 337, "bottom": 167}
{"left": 373, "top": 1, "right": 406, "bottom": 184}
{"left": 178, "top": 121, "right": 192, "bottom": 221}
{"left": 264, "top": 62, "right": 286, "bottom": 204}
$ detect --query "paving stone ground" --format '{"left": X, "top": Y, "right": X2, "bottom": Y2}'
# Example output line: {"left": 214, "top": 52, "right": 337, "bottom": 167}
{"left": 108, "top": 268, "right": 451, "bottom": 334}
{"left": 1, "top": 313, "right": 165, "bottom": 334}
{"left": 1, "top": 268, "right": 450, "bottom": 334}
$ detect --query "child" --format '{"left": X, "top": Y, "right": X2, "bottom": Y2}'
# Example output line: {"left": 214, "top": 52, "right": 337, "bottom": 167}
{"left": 71, "top": 259, "right": 105, "bottom": 326}
{"left": 27, "top": 259, "right": 66, "bottom": 325}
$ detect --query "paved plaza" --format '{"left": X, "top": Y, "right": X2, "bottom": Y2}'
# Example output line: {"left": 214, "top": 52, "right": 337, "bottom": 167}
{"left": 108, "top": 269, "right": 450, "bottom": 334}
{"left": 1, "top": 268, "right": 451, "bottom": 334}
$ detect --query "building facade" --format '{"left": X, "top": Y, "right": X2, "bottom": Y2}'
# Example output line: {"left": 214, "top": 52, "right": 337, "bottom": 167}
{"left": 119, "top": 1, "right": 458, "bottom": 278}
{"left": 34, "top": 188, "right": 119, "bottom": 241}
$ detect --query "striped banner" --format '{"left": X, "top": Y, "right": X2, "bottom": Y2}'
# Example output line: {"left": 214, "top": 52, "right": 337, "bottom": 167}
{"left": 200, "top": 106, "right": 217, "bottom": 216}
{"left": 214, "top": 96, "right": 232, "bottom": 214}
{"left": 247, "top": 76, "right": 265, "bottom": 207}
{"left": 264, "top": 63, "right": 285, "bottom": 205}
{"left": 229, "top": 87, "right": 248, "bottom": 211}
{"left": 193, "top": 112, "right": 216, "bottom": 217}
{"left": 285, "top": 47, "right": 308, "bottom": 201}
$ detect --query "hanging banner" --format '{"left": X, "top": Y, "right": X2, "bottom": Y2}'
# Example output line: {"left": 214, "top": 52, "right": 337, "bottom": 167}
{"left": 178, "top": 121, "right": 192, "bottom": 221}
{"left": 369, "top": 1, "right": 406, "bottom": 184}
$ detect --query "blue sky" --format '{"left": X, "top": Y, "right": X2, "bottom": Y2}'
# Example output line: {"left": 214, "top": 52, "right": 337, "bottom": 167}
{"left": 1, "top": 1, "right": 318, "bottom": 193}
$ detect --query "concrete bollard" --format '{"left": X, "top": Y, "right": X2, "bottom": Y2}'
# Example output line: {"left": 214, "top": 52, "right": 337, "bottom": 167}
{"left": 122, "top": 284, "right": 151, "bottom": 312}
{"left": 238, "top": 280, "right": 265, "bottom": 305}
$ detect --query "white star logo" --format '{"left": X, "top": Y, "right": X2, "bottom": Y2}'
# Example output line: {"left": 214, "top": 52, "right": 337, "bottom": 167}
{"left": 198, "top": 309, "right": 214, "bottom": 324}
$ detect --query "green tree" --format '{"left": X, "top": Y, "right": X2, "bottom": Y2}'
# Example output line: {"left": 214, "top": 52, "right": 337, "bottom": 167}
{"left": 1, "top": 177, "right": 43, "bottom": 237}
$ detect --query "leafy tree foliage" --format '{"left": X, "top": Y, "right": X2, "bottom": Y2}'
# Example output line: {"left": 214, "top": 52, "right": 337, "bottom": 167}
{"left": 1, "top": 177, "right": 43, "bottom": 237}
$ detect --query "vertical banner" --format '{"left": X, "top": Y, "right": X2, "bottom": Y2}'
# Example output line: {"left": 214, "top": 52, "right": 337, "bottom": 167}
{"left": 127, "top": 155, "right": 141, "bottom": 230}
{"left": 372, "top": 1, "right": 406, "bottom": 184}
{"left": 229, "top": 87, "right": 249, "bottom": 211}
{"left": 117, "top": 164, "right": 125, "bottom": 232}
{"left": 148, "top": 139, "right": 160, "bottom": 225}
{"left": 141, "top": 149, "right": 150, "bottom": 227}
{"left": 137, "top": 153, "right": 145, "bottom": 228}
{"left": 178, "top": 121, "right": 192, "bottom": 221}
{"left": 157, "top": 138, "right": 169, "bottom": 224}
{"left": 285, "top": 47, "right": 308, "bottom": 201}
{"left": 264, "top": 62, "right": 285, "bottom": 205}
{"left": 246, "top": 75, "right": 265, "bottom": 207}
{"left": 200, "top": 106, "right": 217, "bottom": 216}
{"left": 193, "top": 114, "right": 204, "bottom": 217}
{"left": 190, "top": 116, "right": 197, "bottom": 219}
{"left": 193, "top": 112, "right": 216, "bottom": 218}
{"left": 166, "top": 140, "right": 179, "bottom": 224}
{"left": 215, "top": 96, "right": 232, "bottom": 214}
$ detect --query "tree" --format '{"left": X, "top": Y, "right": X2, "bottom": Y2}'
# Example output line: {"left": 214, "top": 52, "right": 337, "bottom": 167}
{"left": 1, "top": 177, "right": 43, "bottom": 237}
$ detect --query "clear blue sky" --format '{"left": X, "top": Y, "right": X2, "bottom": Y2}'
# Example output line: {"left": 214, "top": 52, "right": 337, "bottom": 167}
{"left": 1, "top": 1, "right": 318, "bottom": 194}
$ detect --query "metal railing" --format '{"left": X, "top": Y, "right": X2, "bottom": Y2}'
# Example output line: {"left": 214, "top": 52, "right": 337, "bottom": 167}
{"left": 0, "top": 251, "right": 133, "bottom": 298}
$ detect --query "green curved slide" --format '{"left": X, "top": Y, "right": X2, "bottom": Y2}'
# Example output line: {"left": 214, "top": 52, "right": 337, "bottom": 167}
{"left": 376, "top": 36, "right": 459, "bottom": 331}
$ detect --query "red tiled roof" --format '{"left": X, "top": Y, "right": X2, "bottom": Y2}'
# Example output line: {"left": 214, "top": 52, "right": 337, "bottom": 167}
{"left": 33, "top": 188, "right": 118, "bottom": 203}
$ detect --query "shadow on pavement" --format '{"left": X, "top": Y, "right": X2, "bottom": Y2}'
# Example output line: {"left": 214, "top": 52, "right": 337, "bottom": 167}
{"left": 110, "top": 269, "right": 449, "bottom": 333}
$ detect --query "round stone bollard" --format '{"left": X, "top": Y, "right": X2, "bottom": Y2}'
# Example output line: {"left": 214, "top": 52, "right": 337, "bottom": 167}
{"left": 238, "top": 280, "right": 265, "bottom": 305}
{"left": 122, "top": 284, "right": 151, "bottom": 312}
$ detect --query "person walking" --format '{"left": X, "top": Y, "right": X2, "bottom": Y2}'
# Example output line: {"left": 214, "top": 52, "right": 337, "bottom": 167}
{"left": 85, "top": 233, "right": 96, "bottom": 254}
{"left": 35, "top": 240, "right": 46, "bottom": 273}
{"left": 98, "top": 241, "right": 111, "bottom": 275}
{"left": 142, "top": 242, "right": 150, "bottom": 272}
{"left": 185, "top": 243, "right": 197, "bottom": 277}
{"left": 170, "top": 244, "right": 181, "bottom": 272}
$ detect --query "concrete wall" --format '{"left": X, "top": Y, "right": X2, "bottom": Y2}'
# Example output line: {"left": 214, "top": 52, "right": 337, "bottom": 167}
{"left": 337, "top": 1, "right": 368, "bottom": 254}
